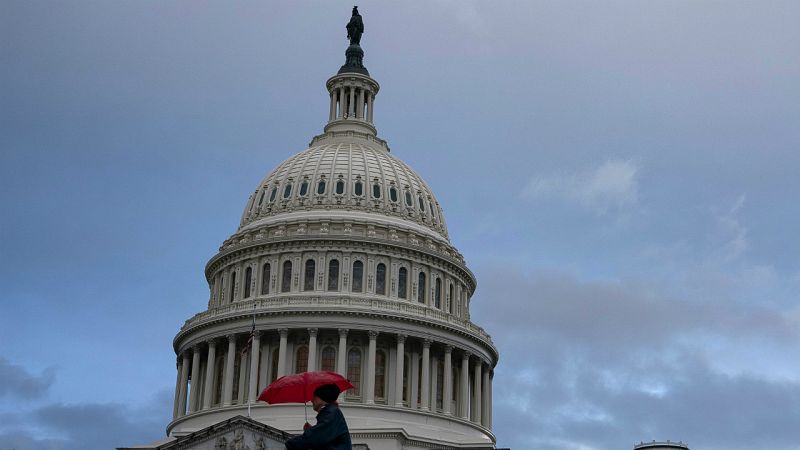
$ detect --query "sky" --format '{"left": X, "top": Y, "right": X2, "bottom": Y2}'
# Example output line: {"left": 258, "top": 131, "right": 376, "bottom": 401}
{"left": 2, "top": 1, "right": 799, "bottom": 449}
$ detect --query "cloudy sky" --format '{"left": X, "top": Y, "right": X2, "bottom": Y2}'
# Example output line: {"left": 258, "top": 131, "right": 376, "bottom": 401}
{"left": 2, "top": 1, "right": 799, "bottom": 449}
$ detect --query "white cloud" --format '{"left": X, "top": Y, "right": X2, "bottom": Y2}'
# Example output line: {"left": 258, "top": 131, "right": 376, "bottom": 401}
{"left": 522, "top": 159, "right": 640, "bottom": 214}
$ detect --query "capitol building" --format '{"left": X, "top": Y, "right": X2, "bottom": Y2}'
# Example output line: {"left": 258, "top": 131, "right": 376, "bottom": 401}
{"left": 123, "top": 10, "right": 500, "bottom": 450}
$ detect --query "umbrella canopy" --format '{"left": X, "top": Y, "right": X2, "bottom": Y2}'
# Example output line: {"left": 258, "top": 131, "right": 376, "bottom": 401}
{"left": 258, "top": 371, "right": 354, "bottom": 404}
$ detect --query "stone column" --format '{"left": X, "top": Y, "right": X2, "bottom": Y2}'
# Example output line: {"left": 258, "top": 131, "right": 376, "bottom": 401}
{"left": 338, "top": 87, "right": 345, "bottom": 118}
{"left": 348, "top": 87, "right": 355, "bottom": 117}
{"left": 336, "top": 328, "right": 348, "bottom": 375}
{"left": 307, "top": 328, "right": 318, "bottom": 372}
{"left": 223, "top": 334, "right": 236, "bottom": 406}
{"left": 329, "top": 90, "right": 336, "bottom": 121}
{"left": 358, "top": 87, "right": 365, "bottom": 119}
{"left": 482, "top": 366, "right": 491, "bottom": 427}
{"left": 177, "top": 352, "right": 190, "bottom": 417}
{"left": 460, "top": 352, "right": 470, "bottom": 419}
{"left": 366, "top": 330, "right": 378, "bottom": 404}
{"left": 247, "top": 331, "right": 261, "bottom": 403}
{"left": 394, "top": 334, "right": 406, "bottom": 407}
{"left": 277, "top": 328, "right": 289, "bottom": 378}
{"left": 188, "top": 345, "right": 202, "bottom": 413}
{"left": 237, "top": 350, "right": 247, "bottom": 404}
{"left": 202, "top": 340, "right": 217, "bottom": 409}
{"left": 367, "top": 91, "right": 374, "bottom": 122}
{"left": 420, "top": 339, "right": 431, "bottom": 411}
{"left": 488, "top": 370, "right": 494, "bottom": 429}
{"left": 173, "top": 357, "right": 182, "bottom": 419}
{"left": 443, "top": 345, "right": 453, "bottom": 415}
{"left": 473, "top": 360, "right": 482, "bottom": 424}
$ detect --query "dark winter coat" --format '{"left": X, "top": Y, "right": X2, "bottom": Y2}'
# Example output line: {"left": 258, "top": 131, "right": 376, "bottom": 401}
{"left": 284, "top": 403, "right": 352, "bottom": 450}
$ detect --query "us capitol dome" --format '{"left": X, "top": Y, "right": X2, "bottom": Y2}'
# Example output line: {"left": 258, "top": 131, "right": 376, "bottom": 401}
{"left": 160, "top": 9, "right": 499, "bottom": 450}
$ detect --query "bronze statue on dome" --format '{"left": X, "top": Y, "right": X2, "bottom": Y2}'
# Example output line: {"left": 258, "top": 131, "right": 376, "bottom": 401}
{"left": 346, "top": 6, "right": 364, "bottom": 45}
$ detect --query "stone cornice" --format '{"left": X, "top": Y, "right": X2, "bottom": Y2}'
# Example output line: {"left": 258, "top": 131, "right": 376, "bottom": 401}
{"left": 173, "top": 296, "right": 498, "bottom": 363}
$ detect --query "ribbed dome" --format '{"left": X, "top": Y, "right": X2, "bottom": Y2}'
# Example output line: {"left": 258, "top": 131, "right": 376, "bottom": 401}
{"left": 240, "top": 141, "right": 449, "bottom": 240}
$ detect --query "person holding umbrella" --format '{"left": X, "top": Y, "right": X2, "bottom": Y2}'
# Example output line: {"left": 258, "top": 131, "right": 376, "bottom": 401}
{"left": 283, "top": 383, "right": 352, "bottom": 450}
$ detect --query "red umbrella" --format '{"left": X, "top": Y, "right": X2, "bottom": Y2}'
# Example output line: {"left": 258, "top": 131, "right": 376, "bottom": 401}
{"left": 258, "top": 371, "right": 354, "bottom": 404}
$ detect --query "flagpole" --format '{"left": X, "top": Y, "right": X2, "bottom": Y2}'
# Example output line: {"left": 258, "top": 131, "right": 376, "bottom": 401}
{"left": 248, "top": 301, "right": 256, "bottom": 418}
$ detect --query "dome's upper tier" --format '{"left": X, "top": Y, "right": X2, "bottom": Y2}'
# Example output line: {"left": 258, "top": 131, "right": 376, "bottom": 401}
{"left": 240, "top": 142, "right": 449, "bottom": 240}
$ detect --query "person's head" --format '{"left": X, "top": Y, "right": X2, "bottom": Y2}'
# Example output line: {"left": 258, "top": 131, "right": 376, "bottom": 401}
{"left": 312, "top": 384, "right": 341, "bottom": 411}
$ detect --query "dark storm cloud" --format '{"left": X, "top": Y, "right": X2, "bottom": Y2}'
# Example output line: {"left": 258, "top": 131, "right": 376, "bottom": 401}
{"left": 473, "top": 269, "right": 800, "bottom": 449}
{"left": 0, "top": 389, "right": 172, "bottom": 450}
{"left": 0, "top": 357, "right": 55, "bottom": 400}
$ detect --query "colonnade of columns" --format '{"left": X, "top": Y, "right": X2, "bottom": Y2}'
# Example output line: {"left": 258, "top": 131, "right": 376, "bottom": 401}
{"left": 172, "top": 327, "right": 493, "bottom": 429}
{"left": 329, "top": 85, "right": 374, "bottom": 122}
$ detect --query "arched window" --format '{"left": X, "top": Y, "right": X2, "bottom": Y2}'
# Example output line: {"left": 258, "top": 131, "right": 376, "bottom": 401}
{"left": 321, "top": 346, "right": 336, "bottom": 372}
{"left": 244, "top": 267, "right": 252, "bottom": 298}
{"left": 417, "top": 272, "right": 426, "bottom": 303}
{"left": 283, "top": 183, "right": 292, "bottom": 199}
{"left": 317, "top": 178, "right": 326, "bottom": 195}
{"left": 281, "top": 261, "right": 292, "bottom": 293}
{"left": 261, "top": 263, "right": 271, "bottom": 295}
{"left": 418, "top": 195, "right": 425, "bottom": 212}
{"left": 354, "top": 180, "right": 363, "bottom": 196}
{"left": 347, "top": 348, "right": 362, "bottom": 397}
{"left": 405, "top": 190, "right": 413, "bottom": 207}
{"left": 327, "top": 259, "right": 339, "bottom": 291}
{"left": 372, "top": 182, "right": 381, "bottom": 199}
{"left": 299, "top": 179, "right": 309, "bottom": 196}
{"left": 304, "top": 259, "right": 315, "bottom": 291}
{"left": 257, "top": 190, "right": 265, "bottom": 207}
{"left": 295, "top": 346, "right": 308, "bottom": 374}
{"left": 448, "top": 283, "right": 454, "bottom": 313}
{"left": 375, "top": 263, "right": 386, "bottom": 296}
{"left": 435, "top": 277, "right": 442, "bottom": 309}
{"left": 269, "top": 187, "right": 277, "bottom": 202}
{"left": 398, "top": 267, "right": 408, "bottom": 299}
{"left": 389, "top": 186, "right": 398, "bottom": 202}
{"left": 375, "top": 350, "right": 387, "bottom": 399}
{"left": 336, "top": 179, "right": 345, "bottom": 195}
{"left": 352, "top": 261, "right": 363, "bottom": 293}
{"left": 429, "top": 201, "right": 436, "bottom": 218}
{"left": 229, "top": 270, "right": 237, "bottom": 302}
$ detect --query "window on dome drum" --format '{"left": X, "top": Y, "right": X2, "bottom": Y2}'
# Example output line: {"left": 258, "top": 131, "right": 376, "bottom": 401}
{"left": 327, "top": 259, "right": 340, "bottom": 291}
{"left": 283, "top": 183, "right": 292, "bottom": 199}
{"left": 258, "top": 190, "right": 265, "bottom": 206}
{"left": 317, "top": 179, "right": 326, "bottom": 195}
{"left": 304, "top": 259, "right": 315, "bottom": 291}
{"left": 269, "top": 187, "right": 277, "bottom": 202}
{"left": 418, "top": 195, "right": 425, "bottom": 212}
{"left": 295, "top": 346, "right": 308, "bottom": 374}
{"left": 418, "top": 272, "right": 426, "bottom": 303}
{"left": 229, "top": 271, "right": 237, "bottom": 302}
{"left": 336, "top": 179, "right": 345, "bottom": 195}
{"left": 261, "top": 263, "right": 271, "bottom": 295}
{"left": 405, "top": 190, "right": 413, "bottom": 207}
{"left": 347, "top": 348, "right": 362, "bottom": 397}
{"left": 372, "top": 183, "right": 381, "bottom": 199}
{"left": 281, "top": 261, "right": 292, "bottom": 293}
{"left": 435, "top": 278, "right": 442, "bottom": 309}
{"left": 244, "top": 267, "right": 252, "bottom": 298}
{"left": 375, "top": 263, "right": 386, "bottom": 295}
{"left": 398, "top": 267, "right": 408, "bottom": 299}
{"left": 270, "top": 349, "right": 279, "bottom": 382}
{"left": 448, "top": 283, "right": 454, "bottom": 314}
{"left": 375, "top": 350, "right": 386, "bottom": 399}
{"left": 429, "top": 202, "right": 436, "bottom": 218}
{"left": 321, "top": 346, "right": 336, "bottom": 372}
{"left": 354, "top": 180, "right": 363, "bottom": 196}
{"left": 389, "top": 186, "right": 398, "bottom": 202}
{"left": 299, "top": 180, "right": 309, "bottom": 196}
{"left": 351, "top": 261, "right": 363, "bottom": 292}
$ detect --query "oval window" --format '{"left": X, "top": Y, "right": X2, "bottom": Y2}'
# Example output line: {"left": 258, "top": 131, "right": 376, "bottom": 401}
{"left": 269, "top": 187, "right": 277, "bottom": 202}
{"left": 317, "top": 180, "right": 326, "bottom": 195}
{"left": 299, "top": 180, "right": 309, "bottom": 196}
{"left": 336, "top": 180, "right": 345, "bottom": 195}
{"left": 389, "top": 186, "right": 398, "bottom": 202}
{"left": 405, "top": 191, "right": 412, "bottom": 207}
{"left": 354, "top": 180, "right": 363, "bottom": 196}
{"left": 283, "top": 183, "right": 292, "bottom": 199}
{"left": 373, "top": 183, "right": 381, "bottom": 199}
